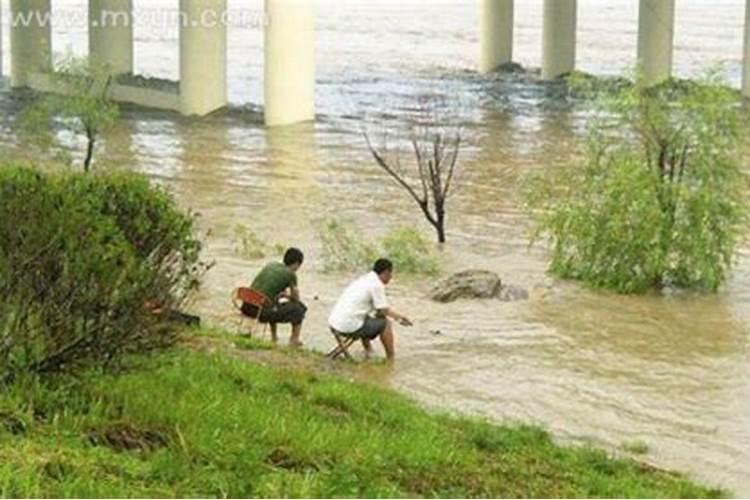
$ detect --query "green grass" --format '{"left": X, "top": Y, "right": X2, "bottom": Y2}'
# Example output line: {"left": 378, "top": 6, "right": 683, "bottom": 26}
{"left": 621, "top": 440, "right": 650, "bottom": 456}
{"left": 0, "top": 337, "right": 727, "bottom": 498}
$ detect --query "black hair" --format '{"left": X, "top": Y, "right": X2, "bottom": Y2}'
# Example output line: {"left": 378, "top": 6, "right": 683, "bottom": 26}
{"left": 284, "top": 247, "right": 304, "bottom": 266}
{"left": 373, "top": 258, "right": 393, "bottom": 275}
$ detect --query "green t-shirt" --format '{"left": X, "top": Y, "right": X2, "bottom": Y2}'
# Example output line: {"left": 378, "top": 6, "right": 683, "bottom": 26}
{"left": 251, "top": 262, "right": 297, "bottom": 301}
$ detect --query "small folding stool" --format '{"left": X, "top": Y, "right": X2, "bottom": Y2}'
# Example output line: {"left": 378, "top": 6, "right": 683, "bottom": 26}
{"left": 326, "top": 328, "right": 357, "bottom": 361}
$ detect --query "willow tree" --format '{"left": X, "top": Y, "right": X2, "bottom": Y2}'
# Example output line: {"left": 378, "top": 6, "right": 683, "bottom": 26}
{"left": 20, "top": 55, "right": 120, "bottom": 172}
{"left": 525, "top": 71, "right": 747, "bottom": 293}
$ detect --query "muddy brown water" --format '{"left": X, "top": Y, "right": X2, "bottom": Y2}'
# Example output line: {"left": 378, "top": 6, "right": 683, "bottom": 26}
{"left": 1, "top": 0, "right": 749, "bottom": 494}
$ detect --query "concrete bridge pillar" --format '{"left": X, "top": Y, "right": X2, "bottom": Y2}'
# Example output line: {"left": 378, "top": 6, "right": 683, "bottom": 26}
{"left": 744, "top": 0, "right": 750, "bottom": 98}
{"left": 179, "top": 0, "right": 227, "bottom": 116}
{"left": 10, "top": 0, "right": 52, "bottom": 88}
{"left": 637, "top": 0, "right": 675, "bottom": 85}
{"left": 264, "top": 0, "right": 316, "bottom": 127}
{"left": 1, "top": 5, "right": 4, "bottom": 78}
{"left": 542, "top": 0, "right": 577, "bottom": 79}
{"left": 89, "top": 0, "right": 133, "bottom": 76}
{"left": 479, "top": 0, "right": 514, "bottom": 73}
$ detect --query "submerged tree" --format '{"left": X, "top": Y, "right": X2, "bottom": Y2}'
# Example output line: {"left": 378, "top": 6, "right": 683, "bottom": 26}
{"left": 20, "top": 55, "right": 120, "bottom": 172}
{"left": 364, "top": 102, "right": 462, "bottom": 244}
{"left": 525, "top": 71, "right": 747, "bottom": 293}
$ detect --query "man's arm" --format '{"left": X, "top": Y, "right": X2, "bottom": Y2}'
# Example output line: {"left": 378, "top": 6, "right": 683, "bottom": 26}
{"left": 278, "top": 286, "right": 301, "bottom": 302}
{"left": 376, "top": 307, "right": 413, "bottom": 327}
{"left": 372, "top": 282, "right": 411, "bottom": 326}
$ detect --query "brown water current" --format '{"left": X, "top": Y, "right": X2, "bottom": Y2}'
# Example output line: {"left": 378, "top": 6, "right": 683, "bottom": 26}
{"left": 1, "top": 0, "right": 749, "bottom": 494}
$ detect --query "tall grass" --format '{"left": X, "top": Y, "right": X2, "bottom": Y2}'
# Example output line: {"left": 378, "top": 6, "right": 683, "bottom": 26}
{"left": 319, "top": 218, "right": 440, "bottom": 275}
{"left": 233, "top": 224, "right": 285, "bottom": 260}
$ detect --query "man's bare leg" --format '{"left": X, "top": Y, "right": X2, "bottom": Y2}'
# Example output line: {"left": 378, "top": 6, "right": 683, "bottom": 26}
{"left": 289, "top": 323, "right": 303, "bottom": 348}
{"left": 362, "top": 338, "right": 373, "bottom": 359}
{"left": 380, "top": 320, "right": 396, "bottom": 361}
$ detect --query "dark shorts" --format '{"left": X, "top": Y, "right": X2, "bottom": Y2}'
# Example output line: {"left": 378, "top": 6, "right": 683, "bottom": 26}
{"left": 341, "top": 317, "right": 387, "bottom": 341}
{"left": 241, "top": 300, "right": 307, "bottom": 326}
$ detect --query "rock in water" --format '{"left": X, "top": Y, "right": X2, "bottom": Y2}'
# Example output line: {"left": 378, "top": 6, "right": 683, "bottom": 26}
{"left": 429, "top": 270, "right": 502, "bottom": 303}
{"left": 498, "top": 285, "right": 530, "bottom": 302}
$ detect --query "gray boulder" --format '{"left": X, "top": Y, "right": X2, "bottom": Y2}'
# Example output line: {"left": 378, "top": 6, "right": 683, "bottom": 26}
{"left": 429, "top": 270, "right": 530, "bottom": 303}
{"left": 429, "top": 270, "right": 502, "bottom": 303}
{"left": 498, "top": 284, "right": 530, "bottom": 302}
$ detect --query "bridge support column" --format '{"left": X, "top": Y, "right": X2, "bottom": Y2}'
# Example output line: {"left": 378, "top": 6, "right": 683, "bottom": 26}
{"left": 744, "top": 0, "right": 750, "bottom": 98}
{"left": 542, "top": 0, "right": 577, "bottom": 79}
{"left": 179, "top": 0, "right": 227, "bottom": 116}
{"left": 1, "top": 5, "right": 4, "bottom": 78}
{"left": 10, "top": 0, "right": 52, "bottom": 88}
{"left": 264, "top": 0, "right": 315, "bottom": 127}
{"left": 89, "top": 0, "right": 133, "bottom": 75}
{"left": 479, "top": 0, "right": 514, "bottom": 73}
{"left": 637, "top": 0, "right": 675, "bottom": 85}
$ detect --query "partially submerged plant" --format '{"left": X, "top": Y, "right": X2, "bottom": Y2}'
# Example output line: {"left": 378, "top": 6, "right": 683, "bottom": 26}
{"left": 364, "top": 98, "right": 462, "bottom": 244}
{"left": 20, "top": 54, "right": 120, "bottom": 172}
{"left": 233, "top": 225, "right": 285, "bottom": 261}
{"left": 525, "top": 69, "right": 747, "bottom": 293}
{"left": 318, "top": 218, "right": 439, "bottom": 275}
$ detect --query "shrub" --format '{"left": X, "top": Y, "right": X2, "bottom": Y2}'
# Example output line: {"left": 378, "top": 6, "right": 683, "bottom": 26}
{"left": 525, "top": 71, "right": 747, "bottom": 293}
{"left": 319, "top": 218, "right": 439, "bottom": 275}
{"left": 381, "top": 227, "right": 440, "bottom": 275}
{"left": 319, "top": 218, "right": 379, "bottom": 273}
{"left": 233, "top": 224, "right": 285, "bottom": 261}
{"left": 0, "top": 165, "right": 206, "bottom": 382}
{"left": 19, "top": 55, "right": 120, "bottom": 172}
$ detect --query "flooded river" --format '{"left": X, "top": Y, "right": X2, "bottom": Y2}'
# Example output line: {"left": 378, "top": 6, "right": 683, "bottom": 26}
{"left": 1, "top": 0, "right": 749, "bottom": 494}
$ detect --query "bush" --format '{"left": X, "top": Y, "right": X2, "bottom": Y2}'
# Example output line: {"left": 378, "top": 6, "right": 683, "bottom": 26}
{"left": 19, "top": 55, "right": 120, "bottom": 172}
{"left": 319, "top": 218, "right": 379, "bottom": 273}
{"left": 0, "top": 165, "right": 206, "bottom": 382}
{"left": 382, "top": 227, "right": 440, "bottom": 275}
{"left": 525, "top": 71, "right": 747, "bottom": 293}
{"left": 233, "top": 224, "right": 285, "bottom": 261}
{"left": 319, "top": 218, "right": 439, "bottom": 275}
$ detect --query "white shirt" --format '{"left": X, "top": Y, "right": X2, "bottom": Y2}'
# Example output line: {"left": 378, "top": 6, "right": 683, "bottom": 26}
{"left": 328, "top": 272, "right": 389, "bottom": 334}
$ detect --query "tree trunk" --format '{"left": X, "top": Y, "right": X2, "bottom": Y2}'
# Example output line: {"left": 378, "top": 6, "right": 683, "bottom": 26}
{"left": 436, "top": 224, "right": 446, "bottom": 244}
{"left": 84, "top": 134, "right": 95, "bottom": 173}
{"left": 435, "top": 212, "right": 446, "bottom": 244}
{"left": 435, "top": 202, "right": 446, "bottom": 243}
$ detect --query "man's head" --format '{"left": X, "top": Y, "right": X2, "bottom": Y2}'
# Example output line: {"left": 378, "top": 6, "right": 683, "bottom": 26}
{"left": 284, "top": 247, "right": 304, "bottom": 271}
{"left": 373, "top": 258, "right": 394, "bottom": 285}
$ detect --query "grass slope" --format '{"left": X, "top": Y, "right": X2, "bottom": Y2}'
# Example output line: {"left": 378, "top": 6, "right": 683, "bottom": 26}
{"left": 0, "top": 335, "right": 726, "bottom": 498}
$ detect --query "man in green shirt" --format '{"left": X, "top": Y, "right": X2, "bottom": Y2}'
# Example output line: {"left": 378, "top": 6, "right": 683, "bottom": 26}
{"left": 241, "top": 248, "right": 307, "bottom": 346}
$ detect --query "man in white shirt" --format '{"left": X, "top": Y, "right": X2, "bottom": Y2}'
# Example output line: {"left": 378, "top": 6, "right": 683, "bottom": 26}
{"left": 328, "top": 259, "right": 413, "bottom": 361}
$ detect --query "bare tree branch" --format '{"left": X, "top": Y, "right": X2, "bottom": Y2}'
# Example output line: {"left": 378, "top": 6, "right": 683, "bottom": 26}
{"left": 363, "top": 105, "right": 463, "bottom": 243}
{"left": 364, "top": 131, "right": 426, "bottom": 207}
{"left": 442, "top": 132, "right": 461, "bottom": 199}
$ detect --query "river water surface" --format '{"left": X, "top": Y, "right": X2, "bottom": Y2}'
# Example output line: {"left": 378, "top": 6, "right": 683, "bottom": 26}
{"left": 1, "top": 0, "right": 749, "bottom": 494}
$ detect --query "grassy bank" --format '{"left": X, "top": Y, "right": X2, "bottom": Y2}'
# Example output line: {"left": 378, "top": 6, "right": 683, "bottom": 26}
{"left": 0, "top": 332, "right": 725, "bottom": 498}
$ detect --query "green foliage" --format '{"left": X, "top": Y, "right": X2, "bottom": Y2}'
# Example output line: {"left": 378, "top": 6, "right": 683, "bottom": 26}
{"left": 0, "top": 164, "right": 206, "bottom": 381}
{"left": 233, "top": 224, "right": 285, "bottom": 261}
{"left": 621, "top": 440, "right": 650, "bottom": 455}
{"left": 381, "top": 227, "right": 440, "bottom": 275}
{"left": 319, "top": 218, "right": 379, "bottom": 273}
{"left": 19, "top": 55, "right": 120, "bottom": 172}
{"left": 0, "top": 344, "right": 725, "bottom": 497}
{"left": 319, "top": 218, "right": 439, "bottom": 275}
{"left": 525, "top": 71, "right": 747, "bottom": 293}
